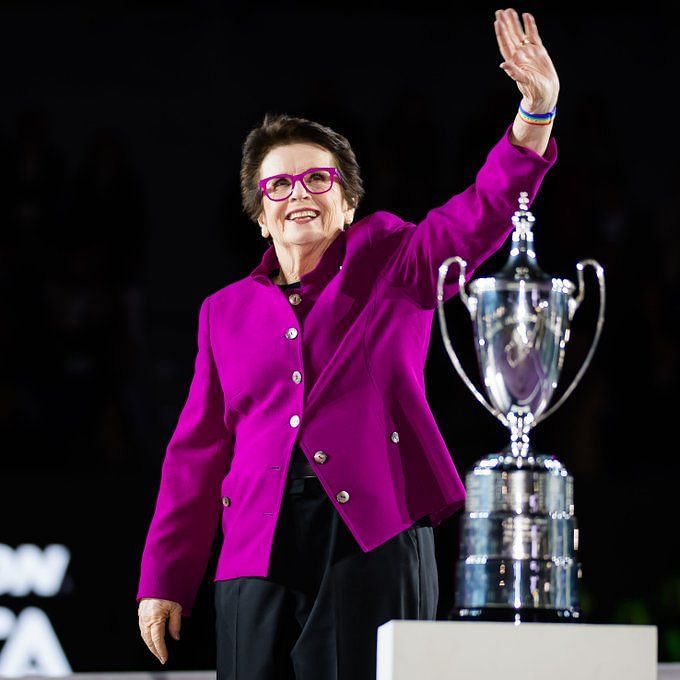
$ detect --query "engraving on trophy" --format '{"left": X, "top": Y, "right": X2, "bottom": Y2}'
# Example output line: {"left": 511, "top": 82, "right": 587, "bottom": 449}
{"left": 436, "top": 191, "right": 606, "bottom": 623}
{"left": 504, "top": 315, "right": 542, "bottom": 368}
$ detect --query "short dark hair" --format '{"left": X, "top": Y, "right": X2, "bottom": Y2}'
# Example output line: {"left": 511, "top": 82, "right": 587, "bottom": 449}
{"left": 240, "top": 112, "right": 365, "bottom": 237}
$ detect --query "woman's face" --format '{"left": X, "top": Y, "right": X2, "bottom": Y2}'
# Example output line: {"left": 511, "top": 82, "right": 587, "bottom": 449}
{"left": 257, "top": 143, "right": 355, "bottom": 246}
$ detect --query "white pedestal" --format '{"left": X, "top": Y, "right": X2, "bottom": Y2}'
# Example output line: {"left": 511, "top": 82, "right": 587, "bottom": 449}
{"left": 376, "top": 620, "right": 657, "bottom": 680}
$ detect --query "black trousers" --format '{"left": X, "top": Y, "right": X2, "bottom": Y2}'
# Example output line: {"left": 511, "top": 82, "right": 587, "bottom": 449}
{"left": 215, "top": 473, "right": 438, "bottom": 680}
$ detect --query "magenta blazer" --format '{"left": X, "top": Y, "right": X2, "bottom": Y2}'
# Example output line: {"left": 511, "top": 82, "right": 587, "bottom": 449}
{"left": 136, "top": 122, "right": 558, "bottom": 616}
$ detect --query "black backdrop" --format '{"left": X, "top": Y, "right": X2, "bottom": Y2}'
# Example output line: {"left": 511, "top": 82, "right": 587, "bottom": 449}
{"left": 1, "top": 1, "right": 678, "bottom": 672}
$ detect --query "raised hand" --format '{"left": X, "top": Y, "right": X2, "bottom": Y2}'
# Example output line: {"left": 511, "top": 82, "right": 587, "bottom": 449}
{"left": 494, "top": 8, "right": 559, "bottom": 113}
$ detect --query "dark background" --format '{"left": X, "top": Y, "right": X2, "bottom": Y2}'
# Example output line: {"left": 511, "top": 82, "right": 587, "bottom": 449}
{"left": 1, "top": 0, "right": 678, "bottom": 672}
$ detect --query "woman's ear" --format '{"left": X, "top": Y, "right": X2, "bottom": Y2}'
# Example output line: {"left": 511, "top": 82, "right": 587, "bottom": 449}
{"left": 342, "top": 194, "right": 355, "bottom": 224}
{"left": 257, "top": 214, "right": 270, "bottom": 239}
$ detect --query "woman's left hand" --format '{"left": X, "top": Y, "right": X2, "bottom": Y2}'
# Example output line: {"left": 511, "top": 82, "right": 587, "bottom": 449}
{"left": 494, "top": 9, "right": 560, "bottom": 113}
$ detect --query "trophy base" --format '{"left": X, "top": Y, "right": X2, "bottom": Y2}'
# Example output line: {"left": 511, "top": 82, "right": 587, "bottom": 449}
{"left": 448, "top": 605, "right": 581, "bottom": 624}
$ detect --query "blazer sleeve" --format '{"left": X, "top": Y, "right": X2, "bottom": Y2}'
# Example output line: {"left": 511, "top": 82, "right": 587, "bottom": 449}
{"left": 382, "top": 122, "right": 558, "bottom": 309}
{"left": 136, "top": 294, "right": 233, "bottom": 618}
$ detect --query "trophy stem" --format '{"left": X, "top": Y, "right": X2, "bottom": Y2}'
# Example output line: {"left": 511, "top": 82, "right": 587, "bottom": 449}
{"left": 501, "top": 410, "right": 536, "bottom": 458}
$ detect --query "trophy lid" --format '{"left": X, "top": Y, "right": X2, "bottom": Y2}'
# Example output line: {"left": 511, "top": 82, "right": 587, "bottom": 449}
{"left": 469, "top": 192, "right": 573, "bottom": 295}
{"left": 469, "top": 192, "right": 575, "bottom": 295}
{"left": 499, "top": 191, "right": 551, "bottom": 282}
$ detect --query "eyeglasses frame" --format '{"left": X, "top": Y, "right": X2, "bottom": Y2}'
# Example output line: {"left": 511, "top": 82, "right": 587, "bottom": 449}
{"left": 258, "top": 166, "right": 345, "bottom": 202}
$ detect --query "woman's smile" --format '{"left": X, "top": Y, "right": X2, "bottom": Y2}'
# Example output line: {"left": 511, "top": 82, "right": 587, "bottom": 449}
{"left": 288, "top": 215, "right": 318, "bottom": 224}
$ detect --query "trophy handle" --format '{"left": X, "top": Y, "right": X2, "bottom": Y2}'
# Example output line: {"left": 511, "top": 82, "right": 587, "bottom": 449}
{"left": 437, "top": 256, "right": 509, "bottom": 428}
{"left": 534, "top": 258, "right": 606, "bottom": 426}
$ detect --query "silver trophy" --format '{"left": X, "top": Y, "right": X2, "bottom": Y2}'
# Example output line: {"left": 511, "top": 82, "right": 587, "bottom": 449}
{"left": 437, "top": 191, "right": 606, "bottom": 623}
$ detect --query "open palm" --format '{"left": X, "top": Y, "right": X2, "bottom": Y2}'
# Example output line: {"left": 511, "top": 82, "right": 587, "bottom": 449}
{"left": 494, "top": 8, "right": 559, "bottom": 112}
